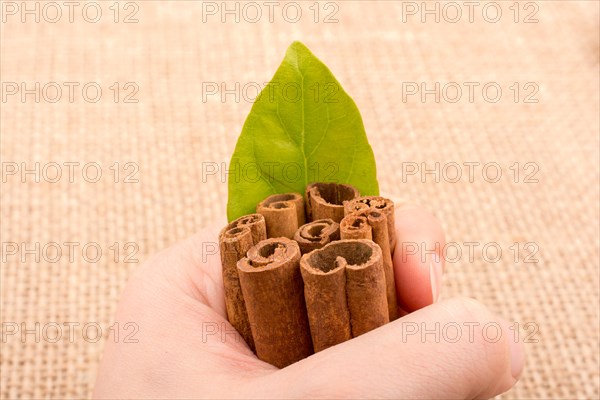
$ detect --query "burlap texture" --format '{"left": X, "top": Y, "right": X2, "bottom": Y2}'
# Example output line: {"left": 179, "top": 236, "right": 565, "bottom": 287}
{"left": 1, "top": 1, "right": 598, "bottom": 398}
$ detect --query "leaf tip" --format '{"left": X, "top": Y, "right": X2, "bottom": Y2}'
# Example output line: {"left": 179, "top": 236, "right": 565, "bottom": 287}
{"left": 289, "top": 40, "right": 308, "bottom": 50}
{"left": 286, "top": 41, "right": 312, "bottom": 58}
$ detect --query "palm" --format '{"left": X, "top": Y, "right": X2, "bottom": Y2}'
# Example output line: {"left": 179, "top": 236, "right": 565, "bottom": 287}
{"left": 94, "top": 228, "right": 278, "bottom": 398}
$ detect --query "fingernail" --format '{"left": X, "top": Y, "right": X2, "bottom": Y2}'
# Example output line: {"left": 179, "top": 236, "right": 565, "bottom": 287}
{"left": 429, "top": 259, "right": 442, "bottom": 303}
{"left": 508, "top": 329, "right": 526, "bottom": 380}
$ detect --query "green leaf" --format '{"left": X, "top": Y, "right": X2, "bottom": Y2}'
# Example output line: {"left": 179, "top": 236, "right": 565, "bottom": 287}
{"left": 227, "top": 41, "right": 379, "bottom": 221}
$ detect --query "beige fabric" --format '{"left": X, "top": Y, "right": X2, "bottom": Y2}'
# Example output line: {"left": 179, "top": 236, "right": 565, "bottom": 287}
{"left": 1, "top": 1, "right": 599, "bottom": 398}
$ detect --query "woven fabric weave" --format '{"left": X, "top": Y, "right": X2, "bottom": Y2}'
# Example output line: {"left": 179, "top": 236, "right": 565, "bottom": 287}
{"left": 1, "top": 1, "right": 599, "bottom": 398}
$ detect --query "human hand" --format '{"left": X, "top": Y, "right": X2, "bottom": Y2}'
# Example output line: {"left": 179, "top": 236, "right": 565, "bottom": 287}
{"left": 93, "top": 205, "right": 525, "bottom": 399}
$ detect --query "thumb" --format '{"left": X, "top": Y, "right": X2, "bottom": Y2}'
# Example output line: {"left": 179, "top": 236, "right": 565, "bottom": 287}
{"left": 259, "top": 297, "right": 525, "bottom": 399}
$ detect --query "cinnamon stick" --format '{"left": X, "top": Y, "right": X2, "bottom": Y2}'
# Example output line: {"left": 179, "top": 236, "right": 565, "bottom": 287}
{"left": 293, "top": 219, "right": 340, "bottom": 254}
{"left": 223, "top": 213, "right": 267, "bottom": 244}
{"left": 305, "top": 182, "right": 360, "bottom": 223}
{"left": 339, "top": 213, "right": 372, "bottom": 241}
{"left": 218, "top": 226, "right": 255, "bottom": 350}
{"left": 344, "top": 196, "right": 396, "bottom": 252}
{"left": 237, "top": 238, "right": 313, "bottom": 368}
{"left": 300, "top": 239, "right": 389, "bottom": 352}
{"left": 257, "top": 193, "right": 305, "bottom": 239}
{"left": 218, "top": 213, "right": 266, "bottom": 350}
{"left": 341, "top": 209, "right": 399, "bottom": 321}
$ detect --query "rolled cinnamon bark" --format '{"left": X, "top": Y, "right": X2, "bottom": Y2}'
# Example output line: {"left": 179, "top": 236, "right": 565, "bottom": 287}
{"left": 341, "top": 209, "right": 399, "bottom": 321}
{"left": 218, "top": 213, "right": 266, "bottom": 350}
{"left": 237, "top": 238, "right": 313, "bottom": 368}
{"left": 305, "top": 182, "right": 360, "bottom": 223}
{"left": 300, "top": 239, "right": 389, "bottom": 352}
{"left": 339, "top": 213, "right": 373, "bottom": 241}
{"left": 293, "top": 219, "right": 340, "bottom": 254}
{"left": 218, "top": 226, "right": 255, "bottom": 350}
{"left": 344, "top": 196, "right": 396, "bottom": 252}
{"left": 223, "top": 213, "right": 267, "bottom": 245}
{"left": 257, "top": 193, "right": 305, "bottom": 239}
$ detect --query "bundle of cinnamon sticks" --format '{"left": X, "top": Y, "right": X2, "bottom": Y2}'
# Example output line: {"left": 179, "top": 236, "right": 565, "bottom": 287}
{"left": 218, "top": 182, "right": 398, "bottom": 368}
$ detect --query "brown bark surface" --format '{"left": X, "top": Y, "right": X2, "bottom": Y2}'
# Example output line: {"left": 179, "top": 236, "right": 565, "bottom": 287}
{"left": 305, "top": 182, "right": 359, "bottom": 222}
{"left": 339, "top": 214, "right": 373, "bottom": 241}
{"left": 222, "top": 213, "right": 267, "bottom": 244}
{"left": 300, "top": 239, "right": 388, "bottom": 352}
{"left": 341, "top": 209, "right": 399, "bottom": 321}
{"left": 344, "top": 196, "right": 396, "bottom": 252}
{"left": 293, "top": 219, "right": 340, "bottom": 254}
{"left": 257, "top": 193, "right": 305, "bottom": 239}
{"left": 218, "top": 226, "right": 255, "bottom": 351}
{"left": 237, "top": 238, "right": 313, "bottom": 368}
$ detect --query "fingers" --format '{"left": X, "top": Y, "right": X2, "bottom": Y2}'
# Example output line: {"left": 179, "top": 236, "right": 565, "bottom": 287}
{"left": 393, "top": 205, "right": 446, "bottom": 313}
{"left": 182, "top": 205, "right": 443, "bottom": 315}
{"left": 264, "top": 298, "right": 525, "bottom": 399}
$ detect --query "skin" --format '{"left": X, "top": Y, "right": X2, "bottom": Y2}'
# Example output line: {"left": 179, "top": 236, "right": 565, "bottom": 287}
{"left": 94, "top": 205, "right": 525, "bottom": 399}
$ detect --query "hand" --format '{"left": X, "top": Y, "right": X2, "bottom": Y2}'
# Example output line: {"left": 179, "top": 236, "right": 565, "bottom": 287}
{"left": 93, "top": 205, "right": 525, "bottom": 399}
